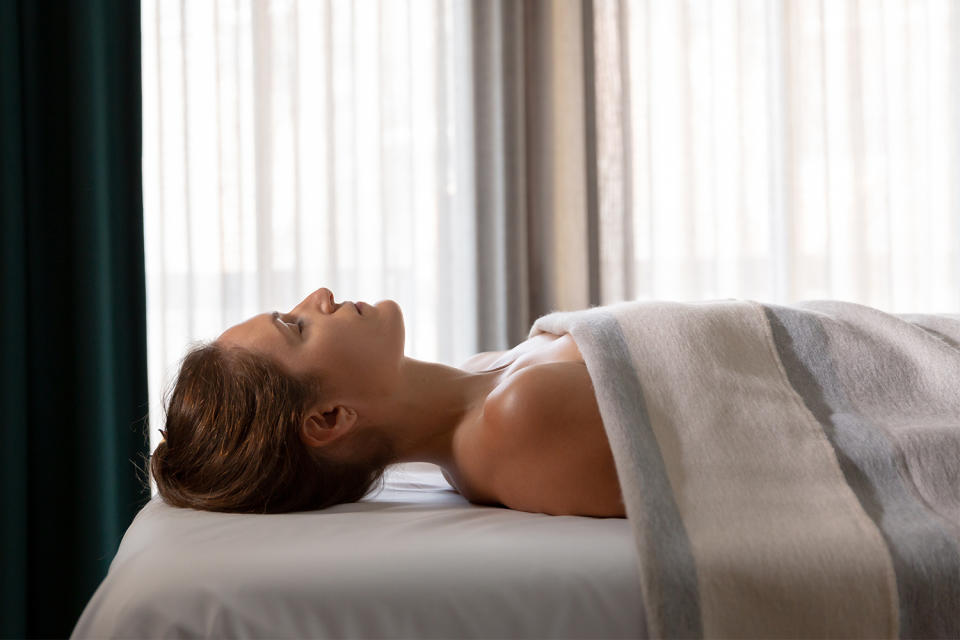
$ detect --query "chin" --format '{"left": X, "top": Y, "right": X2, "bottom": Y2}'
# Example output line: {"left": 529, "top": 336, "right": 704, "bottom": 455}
{"left": 375, "top": 299, "right": 405, "bottom": 347}
{"left": 393, "top": 301, "right": 406, "bottom": 348}
{"left": 373, "top": 298, "right": 402, "bottom": 318}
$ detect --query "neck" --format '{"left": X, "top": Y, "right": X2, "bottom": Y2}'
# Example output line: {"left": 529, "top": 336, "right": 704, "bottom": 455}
{"left": 364, "top": 356, "right": 504, "bottom": 470}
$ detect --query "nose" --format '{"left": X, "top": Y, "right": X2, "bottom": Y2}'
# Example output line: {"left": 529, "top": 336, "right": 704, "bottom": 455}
{"left": 294, "top": 287, "right": 335, "bottom": 315}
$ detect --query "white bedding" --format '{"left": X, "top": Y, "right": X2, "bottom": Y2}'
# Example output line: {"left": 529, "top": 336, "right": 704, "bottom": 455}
{"left": 72, "top": 462, "right": 645, "bottom": 639}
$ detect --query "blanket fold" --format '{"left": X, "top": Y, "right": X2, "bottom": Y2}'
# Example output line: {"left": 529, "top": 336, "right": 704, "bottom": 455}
{"left": 529, "top": 299, "right": 960, "bottom": 639}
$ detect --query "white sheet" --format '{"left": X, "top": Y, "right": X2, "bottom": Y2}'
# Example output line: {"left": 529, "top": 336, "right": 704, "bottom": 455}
{"left": 72, "top": 462, "right": 645, "bottom": 639}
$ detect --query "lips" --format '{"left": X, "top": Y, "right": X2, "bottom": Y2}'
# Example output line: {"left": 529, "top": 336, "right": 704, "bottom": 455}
{"left": 331, "top": 295, "right": 366, "bottom": 315}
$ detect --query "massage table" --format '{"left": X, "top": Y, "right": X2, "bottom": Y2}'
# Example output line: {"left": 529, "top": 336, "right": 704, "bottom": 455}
{"left": 72, "top": 462, "right": 645, "bottom": 638}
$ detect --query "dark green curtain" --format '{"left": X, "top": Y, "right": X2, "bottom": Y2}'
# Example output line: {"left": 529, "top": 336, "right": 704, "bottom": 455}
{"left": 0, "top": 2, "right": 149, "bottom": 638}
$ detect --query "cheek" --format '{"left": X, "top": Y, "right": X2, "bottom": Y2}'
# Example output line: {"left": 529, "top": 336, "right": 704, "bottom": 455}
{"left": 313, "top": 333, "right": 372, "bottom": 373}
{"left": 311, "top": 320, "right": 399, "bottom": 378}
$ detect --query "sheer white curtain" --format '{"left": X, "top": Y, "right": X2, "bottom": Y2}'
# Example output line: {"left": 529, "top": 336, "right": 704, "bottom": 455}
{"left": 141, "top": 0, "right": 479, "bottom": 454}
{"left": 594, "top": 0, "right": 960, "bottom": 310}
{"left": 142, "top": 0, "right": 960, "bottom": 456}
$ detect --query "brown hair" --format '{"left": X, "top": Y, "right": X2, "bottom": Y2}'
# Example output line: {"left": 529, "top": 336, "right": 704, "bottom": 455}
{"left": 149, "top": 342, "right": 396, "bottom": 513}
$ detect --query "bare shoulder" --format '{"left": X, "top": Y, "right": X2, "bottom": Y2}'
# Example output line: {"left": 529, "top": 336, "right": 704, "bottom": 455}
{"left": 480, "top": 363, "right": 624, "bottom": 517}
{"left": 483, "top": 361, "right": 597, "bottom": 440}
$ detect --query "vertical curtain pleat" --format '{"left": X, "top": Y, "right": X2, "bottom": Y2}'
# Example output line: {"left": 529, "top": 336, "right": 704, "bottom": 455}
{"left": 580, "top": 0, "right": 602, "bottom": 307}
{"left": 766, "top": 0, "right": 790, "bottom": 298}
{"left": 450, "top": 0, "right": 480, "bottom": 358}
{"left": 322, "top": 0, "right": 340, "bottom": 283}
{"left": 214, "top": 0, "right": 228, "bottom": 326}
{"left": 594, "top": 0, "right": 631, "bottom": 302}
{"left": 617, "top": 0, "right": 635, "bottom": 301}
{"left": 252, "top": 0, "right": 274, "bottom": 307}
{"left": 526, "top": 0, "right": 593, "bottom": 316}
{"left": 954, "top": 0, "right": 960, "bottom": 293}
{"left": 434, "top": 0, "right": 453, "bottom": 359}
{"left": 0, "top": 4, "right": 29, "bottom": 632}
{"left": 291, "top": 0, "right": 303, "bottom": 297}
{"left": 1, "top": 2, "right": 148, "bottom": 636}
{"left": 471, "top": 0, "right": 595, "bottom": 350}
{"left": 179, "top": 0, "right": 196, "bottom": 338}
{"left": 471, "top": 0, "right": 509, "bottom": 347}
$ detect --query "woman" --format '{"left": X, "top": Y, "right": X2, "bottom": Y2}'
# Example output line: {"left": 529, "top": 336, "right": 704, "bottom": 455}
{"left": 150, "top": 287, "right": 625, "bottom": 518}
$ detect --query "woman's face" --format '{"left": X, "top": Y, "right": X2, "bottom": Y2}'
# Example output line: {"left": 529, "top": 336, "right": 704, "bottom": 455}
{"left": 217, "top": 288, "right": 405, "bottom": 402}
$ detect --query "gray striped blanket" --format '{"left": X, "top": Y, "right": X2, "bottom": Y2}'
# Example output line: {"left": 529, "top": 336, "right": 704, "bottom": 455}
{"left": 528, "top": 299, "right": 960, "bottom": 639}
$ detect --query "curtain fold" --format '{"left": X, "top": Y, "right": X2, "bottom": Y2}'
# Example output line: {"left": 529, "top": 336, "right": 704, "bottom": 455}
{"left": 471, "top": 0, "right": 530, "bottom": 349}
{"left": 0, "top": 2, "right": 149, "bottom": 637}
{"left": 471, "top": 0, "right": 597, "bottom": 350}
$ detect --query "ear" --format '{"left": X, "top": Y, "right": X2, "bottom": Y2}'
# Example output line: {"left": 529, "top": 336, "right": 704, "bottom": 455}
{"left": 300, "top": 405, "right": 359, "bottom": 450}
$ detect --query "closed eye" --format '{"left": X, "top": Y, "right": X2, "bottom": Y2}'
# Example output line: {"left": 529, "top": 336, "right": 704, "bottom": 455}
{"left": 272, "top": 311, "right": 303, "bottom": 337}
{"left": 284, "top": 319, "right": 302, "bottom": 335}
